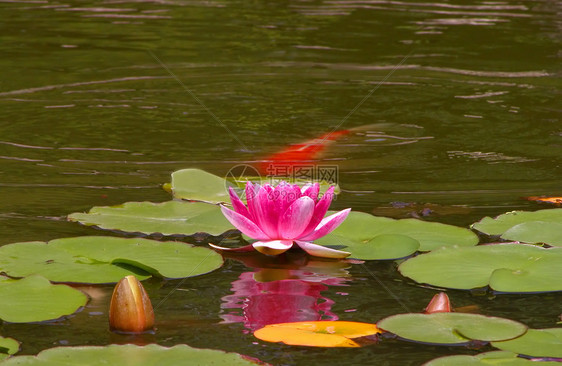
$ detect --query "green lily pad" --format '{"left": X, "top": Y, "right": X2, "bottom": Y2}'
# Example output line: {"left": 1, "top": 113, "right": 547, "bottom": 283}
{"left": 492, "top": 328, "right": 562, "bottom": 358}
{"left": 0, "top": 275, "right": 87, "bottom": 322}
{"left": 398, "top": 243, "right": 562, "bottom": 292}
{"left": 501, "top": 221, "right": 562, "bottom": 246}
{"left": 472, "top": 209, "right": 562, "bottom": 237}
{"left": 169, "top": 168, "right": 339, "bottom": 204}
{"left": 171, "top": 168, "right": 234, "bottom": 203}
{"left": 0, "top": 344, "right": 263, "bottom": 365}
{"left": 315, "top": 211, "right": 478, "bottom": 259}
{"left": 377, "top": 313, "right": 527, "bottom": 345}
{"left": 68, "top": 200, "right": 233, "bottom": 236}
{"left": 0, "top": 336, "right": 19, "bottom": 361}
{"left": 424, "top": 351, "right": 560, "bottom": 365}
{"left": 0, "top": 236, "right": 223, "bottom": 284}
{"left": 318, "top": 232, "right": 420, "bottom": 260}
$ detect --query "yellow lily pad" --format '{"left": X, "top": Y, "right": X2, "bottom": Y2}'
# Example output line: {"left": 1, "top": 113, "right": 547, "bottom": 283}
{"left": 254, "top": 321, "right": 380, "bottom": 348}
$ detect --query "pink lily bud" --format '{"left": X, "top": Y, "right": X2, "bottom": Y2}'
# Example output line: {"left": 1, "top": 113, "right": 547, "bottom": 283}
{"left": 424, "top": 292, "right": 452, "bottom": 314}
{"left": 109, "top": 275, "right": 154, "bottom": 333}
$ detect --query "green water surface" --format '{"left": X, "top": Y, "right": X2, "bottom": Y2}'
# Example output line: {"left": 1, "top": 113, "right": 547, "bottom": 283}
{"left": 0, "top": 0, "right": 560, "bottom": 364}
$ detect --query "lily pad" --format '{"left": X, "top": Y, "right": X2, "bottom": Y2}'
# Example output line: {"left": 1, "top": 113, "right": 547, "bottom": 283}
{"left": 377, "top": 313, "right": 527, "bottom": 345}
{"left": 315, "top": 211, "right": 478, "bottom": 259}
{"left": 0, "top": 344, "right": 263, "bottom": 365}
{"left": 501, "top": 221, "right": 562, "bottom": 246}
{"left": 0, "top": 236, "right": 223, "bottom": 284}
{"left": 68, "top": 201, "right": 234, "bottom": 236}
{"left": 254, "top": 321, "right": 380, "bottom": 347}
{"left": 424, "top": 351, "right": 560, "bottom": 365}
{"left": 492, "top": 328, "right": 562, "bottom": 358}
{"left": 171, "top": 168, "right": 234, "bottom": 203}
{"left": 169, "top": 168, "right": 339, "bottom": 204}
{"left": 398, "top": 243, "right": 562, "bottom": 292}
{"left": 0, "top": 337, "right": 19, "bottom": 361}
{"left": 0, "top": 275, "right": 87, "bottom": 322}
{"left": 472, "top": 209, "right": 562, "bottom": 237}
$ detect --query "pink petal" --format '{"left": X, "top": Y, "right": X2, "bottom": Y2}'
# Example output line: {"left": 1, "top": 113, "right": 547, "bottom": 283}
{"left": 228, "top": 187, "right": 251, "bottom": 219}
{"left": 300, "top": 186, "right": 335, "bottom": 238}
{"left": 220, "top": 205, "right": 270, "bottom": 240}
{"left": 278, "top": 196, "right": 315, "bottom": 239}
{"left": 252, "top": 187, "right": 279, "bottom": 238}
{"left": 244, "top": 182, "right": 260, "bottom": 219}
{"left": 252, "top": 240, "right": 293, "bottom": 256}
{"left": 208, "top": 243, "right": 256, "bottom": 253}
{"left": 299, "top": 208, "right": 351, "bottom": 241}
{"left": 302, "top": 183, "right": 320, "bottom": 201}
{"left": 295, "top": 241, "right": 350, "bottom": 259}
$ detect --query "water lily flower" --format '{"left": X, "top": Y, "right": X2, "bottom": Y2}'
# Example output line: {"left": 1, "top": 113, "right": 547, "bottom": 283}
{"left": 210, "top": 182, "right": 351, "bottom": 258}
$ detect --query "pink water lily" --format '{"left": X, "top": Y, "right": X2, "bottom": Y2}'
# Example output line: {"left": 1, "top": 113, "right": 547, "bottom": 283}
{"left": 210, "top": 182, "right": 351, "bottom": 258}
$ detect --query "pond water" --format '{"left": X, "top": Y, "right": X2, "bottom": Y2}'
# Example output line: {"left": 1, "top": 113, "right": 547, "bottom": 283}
{"left": 0, "top": 0, "right": 560, "bottom": 364}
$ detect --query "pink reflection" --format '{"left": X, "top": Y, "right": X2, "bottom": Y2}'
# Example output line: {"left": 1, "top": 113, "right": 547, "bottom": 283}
{"left": 221, "top": 269, "right": 349, "bottom": 331}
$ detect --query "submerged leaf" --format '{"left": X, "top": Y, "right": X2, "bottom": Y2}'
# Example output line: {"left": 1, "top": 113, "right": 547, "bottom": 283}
{"left": 254, "top": 321, "right": 380, "bottom": 348}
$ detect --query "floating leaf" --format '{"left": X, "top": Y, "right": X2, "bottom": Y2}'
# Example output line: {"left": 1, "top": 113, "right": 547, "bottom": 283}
{"left": 315, "top": 211, "right": 477, "bottom": 259}
{"left": 0, "top": 236, "right": 223, "bottom": 284}
{"left": 492, "top": 328, "right": 562, "bottom": 358}
{"left": 254, "top": 321, "right": 380, "bottom": 348}
{"left": 171, "top": 168, "right": 233, "bottom": 203}
{"left": 0, "top": 344, "right": 264, "bottom": 365}
{"left": 501, "top": 221, "right": 562, "bottom": 246}
{"left": 169, "top": 168, "right": 339, "bottom": 204}
{"left": 398, "top": 243, "right": 562, "bottom": 292}
{"left": 472, "top": 209, "right": 562, "bottom": 237}
{"left": 424, "top": 350, "right": 559, "bottom": 365}
{"left": 0, "top": 275, "right": 87, "bottom": 322}
{"left": 68, "top": 201, "right": 233, "bottom": 236}
{"left": 0, "top": 336, "right": 19, "bottom": 361}
{"left": 377, "top": 313, "right": 527, "bottom": 345}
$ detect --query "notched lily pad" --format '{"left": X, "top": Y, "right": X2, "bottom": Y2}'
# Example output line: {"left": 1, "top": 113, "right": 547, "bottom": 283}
{"left": 68, "top": 200, "right": 234, "bottom": 236}
{"left": 0, "top": 344, "right": 265, "bottom": 365}
{"left": 501, "top": 221, "right": 562, "bottom": 247}
{"left": 254, "top": 321, "right": 380, "bottom": 348}
{"left": 492, "top": 328, "right": 562, "bottom": 358}
{"left": 171, "top": 168, "right": 234, "bottom": 203}
{"left": 472, "top": 209, "right": 562, "bottom": 243}
{"left": 0, "top": 336, "right": 19, "bottom": 361}
{"left": 424, "top": 350, "right": 560, "bottom": 365}
{"left": 0, "top": 236, "right": 223, "bottom": 284}
{"left": 377, "top": 313, "right": 527, "bottom": 345}
{"left": 398, "top": 243, "right": 562, "bottom": 292}
{"left": 0, "top": 275, "right": 87, "bottom": 323}
{"left": 315, "top": 211, "right": 477, "bottom": 260}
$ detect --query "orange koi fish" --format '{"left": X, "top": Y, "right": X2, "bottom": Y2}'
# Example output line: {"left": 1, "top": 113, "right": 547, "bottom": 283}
{"left": 258, "top": 129, "right": 351, "bottom": 176}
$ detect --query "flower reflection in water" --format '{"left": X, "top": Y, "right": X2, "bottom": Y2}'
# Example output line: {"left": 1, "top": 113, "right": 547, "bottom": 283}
{"left": 220, "top": 252, "right": 354, "bottom": 332}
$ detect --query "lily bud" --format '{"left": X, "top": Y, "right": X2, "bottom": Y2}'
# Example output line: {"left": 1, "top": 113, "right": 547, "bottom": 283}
{"left": 109, "top": 275, "right": 154, "bottom": 333}
{"left": 424, "top": 292, "right": 451, "bottom": 314}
